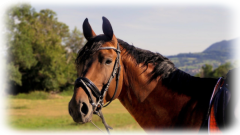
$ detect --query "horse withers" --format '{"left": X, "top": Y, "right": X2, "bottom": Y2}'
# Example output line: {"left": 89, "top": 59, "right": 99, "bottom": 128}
{"left": 68, "top": 17, "right": 233, "bottom": 132}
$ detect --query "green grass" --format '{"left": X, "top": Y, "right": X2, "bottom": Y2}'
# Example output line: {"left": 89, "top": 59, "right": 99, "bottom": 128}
{"left": 59, "top": 85, "right": 75, "bottom": 96}
{"left": 9, "top": 91, "right": 50, "bottom": 100}
{"left": 8, "top": 105, "right": 28, "bottom": 109}
{"left": 6, "top": 92, "right": 143, "bottom": 132}
{"left": 59, "top": 89, "right": 74, "bottom": 96}
{"left": 8, "top": 113, "right": 140, "bottom": 131}
{"left": 9, "top": 115, "right": 83, "bottom": 130}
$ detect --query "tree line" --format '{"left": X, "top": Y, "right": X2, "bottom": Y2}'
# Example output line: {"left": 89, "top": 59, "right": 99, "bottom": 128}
{"left": 5, "top": 4, "right": 85, "bottom": 94}
{"left": 195, "top": 62, "right": 234, "bottom": 78}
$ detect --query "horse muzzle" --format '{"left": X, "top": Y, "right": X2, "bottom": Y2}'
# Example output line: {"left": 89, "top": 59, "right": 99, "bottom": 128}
{"left": 68, "top": 95, "right": 93, "bottom": 123}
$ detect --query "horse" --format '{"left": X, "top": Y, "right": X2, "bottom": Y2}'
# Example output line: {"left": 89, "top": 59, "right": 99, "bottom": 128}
{"left": 68, "top": 17, "right": 232, "bottom": 133}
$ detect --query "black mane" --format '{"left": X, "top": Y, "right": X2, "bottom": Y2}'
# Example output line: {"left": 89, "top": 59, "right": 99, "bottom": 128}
{"left": 117, "top": 39, "right": 176, "bottom": 82}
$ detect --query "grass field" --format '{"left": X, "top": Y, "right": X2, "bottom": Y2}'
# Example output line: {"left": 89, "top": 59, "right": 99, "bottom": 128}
{"left": 6, "top": 91, "right": 143, "bottom": 133}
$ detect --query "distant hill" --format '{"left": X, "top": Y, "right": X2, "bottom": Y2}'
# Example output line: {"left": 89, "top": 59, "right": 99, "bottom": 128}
{"left": 203, "top": 39, "right": 237, "bottom": 53}
{"left": 167, "top": 38, "right": 238, "bottom": 75}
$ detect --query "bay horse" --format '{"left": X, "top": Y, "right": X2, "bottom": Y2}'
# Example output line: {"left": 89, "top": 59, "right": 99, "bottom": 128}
{"left": 68, "top": 17, "right": 232, "bottom": 132}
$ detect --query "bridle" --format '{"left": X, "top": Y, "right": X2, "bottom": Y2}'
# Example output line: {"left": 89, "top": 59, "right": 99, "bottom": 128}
{"left": 74, "top": 42, "right": 121, "bottom": 134}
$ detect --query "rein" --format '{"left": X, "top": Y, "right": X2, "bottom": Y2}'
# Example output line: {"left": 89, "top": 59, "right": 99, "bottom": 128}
{"left": 74, "top": 43, "right": 121, "bottom": 134}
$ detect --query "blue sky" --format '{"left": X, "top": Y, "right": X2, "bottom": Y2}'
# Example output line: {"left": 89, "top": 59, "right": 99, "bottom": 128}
{"left": 29, "top": 2, "right": 238, "bottom": 56}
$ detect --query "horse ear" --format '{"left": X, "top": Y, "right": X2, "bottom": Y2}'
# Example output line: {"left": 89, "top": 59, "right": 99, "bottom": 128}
{"left": 82, "top": 18, "right": 96, "bottom": 41}
{"left": 102, "top": 16, "right": 114, "bottom": 39}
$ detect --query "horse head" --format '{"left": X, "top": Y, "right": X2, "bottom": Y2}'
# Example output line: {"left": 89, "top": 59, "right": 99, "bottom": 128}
{"left": 68, "top": 17, "right": 123, "bottom": 124}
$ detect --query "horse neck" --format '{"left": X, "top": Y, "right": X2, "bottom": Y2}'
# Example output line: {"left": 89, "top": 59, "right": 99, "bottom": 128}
{"left": 117, "top": 49, "right": 218, "bottom": 129}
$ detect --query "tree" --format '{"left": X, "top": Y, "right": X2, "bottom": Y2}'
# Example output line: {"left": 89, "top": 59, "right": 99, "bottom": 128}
{"left": 0, "top": 0, "right": 85, "bottom": 93}
{"left": 196, "top": 64, "right": 213, "bottom": 78}
{"left": 211, "top": 62, "right": 233, "bottom": 78}
{"left": 0, "top": 60, "right": 22, "bottom": 95}
{"left": 30, "top": 9, "right": 70, "bottom": 91}
{"left": 6, "top": 4, "right": 38, "bottom": 87}
{"left": 0, "top": 0, "right": 31, "bottom": 94}
{"left": 195, "top": 62, "right": 233, "bottom": 78}
{"left": 65, "top": 27, "right": 85, "bottom": 64}
{"left": 0, "top": 0, "right": 31, "bottom": 53}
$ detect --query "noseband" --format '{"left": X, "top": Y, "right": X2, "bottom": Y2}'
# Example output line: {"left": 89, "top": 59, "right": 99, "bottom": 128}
{"left": 74, "top": 42, "right": 121, "bottom": 134}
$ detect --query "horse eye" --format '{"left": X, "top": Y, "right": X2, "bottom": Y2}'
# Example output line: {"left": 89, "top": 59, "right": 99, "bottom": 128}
{"left": 105, "top": 59, "right": 112, "bottom": 65}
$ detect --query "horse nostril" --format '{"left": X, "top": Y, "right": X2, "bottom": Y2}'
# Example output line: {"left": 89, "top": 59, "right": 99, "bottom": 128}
{"left": 80, "top": 102, "right": 89, "bottom": 115}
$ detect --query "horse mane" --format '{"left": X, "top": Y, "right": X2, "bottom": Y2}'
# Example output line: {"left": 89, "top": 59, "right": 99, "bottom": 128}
{"left": 117, "top": 39, "right": 176, "bottom": 82}
{"left": 75, "top": 37, "right": 216, "bottom": 98}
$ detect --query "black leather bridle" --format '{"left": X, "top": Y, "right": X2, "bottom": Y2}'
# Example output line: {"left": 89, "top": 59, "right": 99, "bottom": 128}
{"left": 74, "top": 42, "right": 121, "bottom": 134}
